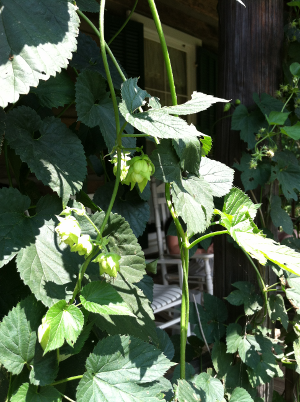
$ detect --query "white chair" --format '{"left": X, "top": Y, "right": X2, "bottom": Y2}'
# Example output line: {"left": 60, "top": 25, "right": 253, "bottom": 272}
{"left": 146, "top": 178, "right": 214, "bottom": 331}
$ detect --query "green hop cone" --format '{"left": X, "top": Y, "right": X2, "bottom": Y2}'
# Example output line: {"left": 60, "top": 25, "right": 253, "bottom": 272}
{"left": 235, "top": 99, "right": 241, "bottom": 105}
{"left": 70, "top": 234, "right": 93, "bottom": 257}
{"left": 38, "top": 317, "right": 50, "bottom": 351}
{"left": 123, "top": 155, "right": 155, "bottom": 193}
{"left": 55, "top": 215, "right": 81, "bottom": 247}
{"left": 93, "top": 252, "right": 121, "bottom": 278}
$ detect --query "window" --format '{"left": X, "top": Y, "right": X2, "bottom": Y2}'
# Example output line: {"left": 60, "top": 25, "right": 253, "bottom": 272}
{"left": 131, "top": 13, "right": 202, "bottom": 125}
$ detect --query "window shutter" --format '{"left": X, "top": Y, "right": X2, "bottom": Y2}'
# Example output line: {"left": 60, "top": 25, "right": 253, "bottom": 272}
{"left": 105, "top": 15, "right": 145, "bottom": 88}
{"left": 197, "top": 47, "right": 218, "bottom": 135}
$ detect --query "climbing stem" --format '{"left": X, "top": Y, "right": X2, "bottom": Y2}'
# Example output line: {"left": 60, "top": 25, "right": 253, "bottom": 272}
{"left": 179, "top": 245, "right": 190, "bottom": 379}
{"left": 76, "top": 10, "right": 126, "bottom": 82}
{"left": 242, "top": 249, "right": 268, "bottom": 320}
{"left": 188, "top": 230, "right": 228, "bottom": 250}
{"left": 57, "top": 101, "right": 75, "bottom": 118}
{"left": 50, "top": 375, "right": 83, "bottom": 387}
{"left": 147, "top": 0, "right": 177, "bottom": 106}
{"left": 107, "top": 0, "right": 139, "bottom": 45}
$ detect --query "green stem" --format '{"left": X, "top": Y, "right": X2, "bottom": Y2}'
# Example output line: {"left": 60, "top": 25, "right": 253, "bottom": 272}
{"left": 69, "top": 251, "right": 97, "bottom": 305}
{"left": 242, "top": 249, "right": 268, "bottom": 319}
{"left": 266, "top": 281, "right": 280, "bottom": 290}
{"left": 99, "top": 1, "right": 120, "bottom": 135}
{"left": 57, "top": 101, "right": 75, "bottom": 118}
{"left": 122, "top": 133, "right": 150, "bottom": 138}
{"left": 50, "top": 375, "right": 83, "bottom": 387}
{"left": 83, "top": 213, "right": 101, "bottom": 236}
{"left": 249, "top": 189, "right": 265, "bottom": 228}
{"left": 99, "top": 150, "right": 121, "bottom": 236}
{"left": 5, "top": 373, "right": 12, "bottom": 402}
{"left": 4, "top": 141, "right": 13, "bottom": 187}
{"left": 147, "top": 0, "right": 177, "bottom": 106}
{"left": 179, "top": 246, "right": 190, "bottom": 379}
{"left": 76, "top": 10, "right": 126, "bottom": 83}
{"left": 165, "top": 184, "right": 185, "bottom": 240}
{"left": 73, "top": 67, "right": 79, "bottom": 77}
{"left": 188, "top": 230, "right": 228, "bottom": 250}
{"left": 210, "top": 113, "right": 233, "bottom": 133}
{"left": 107, "top": 0, "right": 139, "bottom": 45}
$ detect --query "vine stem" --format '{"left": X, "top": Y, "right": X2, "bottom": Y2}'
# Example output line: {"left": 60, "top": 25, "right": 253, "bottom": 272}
{"left": 50, "top": 375, "right": 83, "bottom": 386}
{"left": 57, "top": 101, "right": 75, "bottom": 118}
{"left": 242, "top": 249, "right": 268, "bottom": 320}
{"left": 147, "top": 0, "right": 177, "bottom": 106}
{"left": 188, "top": 230, "right": 228, "bottom": 250}
{"left": 107, "top": 0, "right": 139, "bottom": 45}
{"left": 76, "top": 10, "right": 126, "bottom": 82}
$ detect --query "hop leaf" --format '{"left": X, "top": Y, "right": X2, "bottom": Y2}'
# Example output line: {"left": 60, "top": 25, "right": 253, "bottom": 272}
{"left": 55, "top": 215, "right": 81, "bottom": 246}
{"left": 93, "top": 252, "right": 121, "bottom": 278}
{"left": 123, "top": 155, "right": 155, "bottom": 193}
{"left": 38, "top": 317, "right": 51, "bottom": 351}
{"left": 70, "top": 234, "right": 93, "bottom": 257}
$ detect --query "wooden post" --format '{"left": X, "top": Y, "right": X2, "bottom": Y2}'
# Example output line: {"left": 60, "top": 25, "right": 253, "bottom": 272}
{"left": 215, "top": 1, "right": 284, "bottom": 400}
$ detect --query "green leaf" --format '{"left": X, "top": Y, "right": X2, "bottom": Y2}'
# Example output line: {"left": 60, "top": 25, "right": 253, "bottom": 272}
{"left": 266, "top": 111, "right": 290, "bottom": 126}
{"left": 224, "top": 362, "right": 256, "bottom": 398}
{"left": 200, "top": 157, "right": 234, "bottom": 197}
{"left": 0, "top": 189, "right": 61, "bottom": 268}
{"left": 78, "top": 212, "right": 157, "bottom": 342}
{"left": 200, "top": 136, "right": 212, "bottom": 156}
{"left": 6, "top": 106, "right": 87, "bottom": 206}
{"left": 151, "top": 140, "right": 181, "bottom": 183}
{"left": 0, "top": 109, "right": 5, "bottom": 151}
{"left": 212, "top": 341, "right": 233, "bottom": 378}
{"left": 270, "top": 195, "right": 293, "bottom": 235}
{"left": 69, "top": 0, "right": 99, "bottom": 12}
{"left": 59, "top": 321, "right": 94, "bottom": 360}
{"left": 172, "top": 137, "right": 201, "bottom": 175}
{"left": 172, "top": 363, "right": 195, "bottom": 385}
{"left": 75, "top": 70, "right": 134, "bottom": 151}
{"left": 226, "top": 281, "right": 263, "bottom": 315}
{"left": 44, "top": 300, "right": 84, "bottom": 353}
{"left": 29, "top": 343, "right": 58, "bottom": 386}
{"left": 190, "top": 294, "right": 228, "bottom": 344}
{"left": 171, "top": 176, "right": 213, "bottom": 236}
{"left": 246, "top": 353, "right": 283, "bottom": 387}
{"left": 163, "top": 91, "right": 228, "bottom": 115}
{"left": 226, "top": 323, "right": 243, "bottom": 354}
{"left": 253, "top": 93, "right": 290, "bottom": 119}
{"left": 17, "top": 218, "right": 84, "bottom": 307}
{"left": 70, "top": 32, "right": 125, "bottom": 90}
{"left": 267, "top": 294, "right": 288, "bottom": 330}
{"left": 294, "top": 338, "right": 300, "bottom": 367}
{"left": 0, "top": 0, "right": 79, "bottom": 108}
{"left": 230, "top": 387, "right": 254, "bottom": 402}
{"left": 11, "top": 383, "right": 62, "bottom": 402}
{"left": 173, "top": 379, "right": 203, "bottom": 402}
{"left": 146, "top": 260, "right": 158, "bottom": 275}
{"left": 222, "top": 187, "right": 259, "bottom": 219}
{"left": 280, "top": 121, "right": 300, "bottom": 140}
{"left": 271, "top": 150, "right": 300, "bottom": 201}
{"left": 80, "top": 281, "right": 135, "bottom": 316}
{"left": 290, "top": 61, "right": 300, "bottom": 77}
{"left": 93, "top": 182, "right": 149, "bottom": 238}
{"left": 231, "top": 105, "right": 266, "bottom": 149}
{"left": 194, "top": 372, "right": 224, "bottom": 402}
{"left": 31, "top": 70, "right": 75, "bottom": 108}
{"left": 120, "top": 78, "right": 202, "bottom": 140}
{"left": 233, "top": 153, "right": 271, "bottom": 192}
{"left": 136, "top": 275, "right": 153, "bottom": 303}
{"left": 154, "top": 328, "right": 175, "bottom": 361}
{"left": 0, "top": 295, "right": 45, "bottom": 375}
{"left": 76, "top": 335, "right": 173, "bottom": 402}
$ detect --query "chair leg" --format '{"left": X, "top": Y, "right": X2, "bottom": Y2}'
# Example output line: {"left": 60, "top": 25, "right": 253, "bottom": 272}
{"left": 205, "top": 259, "right": 213, "bottom": 295}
